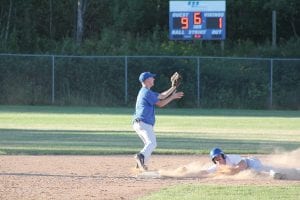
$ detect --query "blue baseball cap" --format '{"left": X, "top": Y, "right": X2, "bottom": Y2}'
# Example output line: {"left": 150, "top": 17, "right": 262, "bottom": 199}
{"left": 139, "top": 72, "right": 156, "bottom": 83}
{"left": 210, "top": 147, "right": 224, "bottom": 160}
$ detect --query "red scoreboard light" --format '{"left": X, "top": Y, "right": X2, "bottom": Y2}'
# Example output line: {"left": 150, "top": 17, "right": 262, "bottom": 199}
{"left": 169, "top": 0, "right": 226, "bottom": 40}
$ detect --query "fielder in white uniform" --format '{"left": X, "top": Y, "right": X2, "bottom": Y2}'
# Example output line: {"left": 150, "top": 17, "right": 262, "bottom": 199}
{"left": 133, "top": 72, "right": 184, "bottom": 171}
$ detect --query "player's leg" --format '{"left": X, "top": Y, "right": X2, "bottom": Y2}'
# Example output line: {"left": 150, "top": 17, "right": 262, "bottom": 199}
{"left": 133, "top": 121, "right": 157, "bottom": 169}
{"left": 246, "top": 157, "right": 286, "bottom": 179}
{"left": 134, "top": 121, "right": 157, "bottom": 163}
{"left": 245, "top": 157, "right": 263, "bottom": 172}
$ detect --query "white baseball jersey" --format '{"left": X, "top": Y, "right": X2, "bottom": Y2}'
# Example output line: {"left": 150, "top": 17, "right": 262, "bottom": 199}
{"left": 206, "top": 154, "right": 263, "bottom": 173}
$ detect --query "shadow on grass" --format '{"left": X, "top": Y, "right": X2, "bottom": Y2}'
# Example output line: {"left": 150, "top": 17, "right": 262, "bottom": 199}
{"left": 0, "top": 105, "right": 299, "bottom": 117}
{"left": 0, "top": 129, "right": 299, "bottom": 155}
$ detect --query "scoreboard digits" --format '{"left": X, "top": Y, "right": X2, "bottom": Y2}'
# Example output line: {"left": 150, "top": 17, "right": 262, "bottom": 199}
{"left": 194, "top": 12, "right": 202, "bottom": 25}
{"left": 169, "top": 1, "right": 226, "bottom": 40}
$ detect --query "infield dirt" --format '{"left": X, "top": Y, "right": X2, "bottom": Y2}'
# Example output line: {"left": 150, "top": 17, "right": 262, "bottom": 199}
{"left": 0, "top": 153, "right": 299, "bottom": 200}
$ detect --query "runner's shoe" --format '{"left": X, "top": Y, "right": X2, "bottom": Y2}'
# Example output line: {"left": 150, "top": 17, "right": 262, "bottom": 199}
{"left": 270, "top": 170, "right": 286, "bottom": 180}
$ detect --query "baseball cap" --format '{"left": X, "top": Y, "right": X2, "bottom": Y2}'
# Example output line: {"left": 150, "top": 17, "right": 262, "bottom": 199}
{"left": 139, "top": 72, "right": 156, "bottom": 83}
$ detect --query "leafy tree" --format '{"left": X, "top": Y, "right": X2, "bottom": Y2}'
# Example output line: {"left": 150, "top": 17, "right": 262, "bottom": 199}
{"left": 264, "top": 0, "right": 300, "bottom": 39}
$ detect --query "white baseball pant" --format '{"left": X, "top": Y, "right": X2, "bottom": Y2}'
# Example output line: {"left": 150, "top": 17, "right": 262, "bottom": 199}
{"left": 133, "top": 121, "right": 157, "bottom": 164}
{"left": 244, "top": 157, "right": 277, "bottom": 174}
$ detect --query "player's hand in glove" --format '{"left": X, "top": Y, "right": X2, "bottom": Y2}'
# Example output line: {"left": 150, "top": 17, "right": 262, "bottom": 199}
{"left": 170, "top": 72, "right": 182, "bottom": 88}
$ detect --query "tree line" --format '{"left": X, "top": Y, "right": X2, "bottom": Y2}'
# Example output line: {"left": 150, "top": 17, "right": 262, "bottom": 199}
{"left": 0, "top": 0, "right": 299, "bottom": 56}
{"left": 0, "top": 0, "right": 299, "bottom": 109}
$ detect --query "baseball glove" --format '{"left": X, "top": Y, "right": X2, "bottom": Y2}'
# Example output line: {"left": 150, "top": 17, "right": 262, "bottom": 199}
{"left": 170, "top": 72, "right": 182, "bottom": 87}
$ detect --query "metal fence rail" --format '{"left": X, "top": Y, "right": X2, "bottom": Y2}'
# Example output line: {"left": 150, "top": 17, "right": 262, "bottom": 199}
{"left": 0, "top": 53, "right": 299, "bottom": 109}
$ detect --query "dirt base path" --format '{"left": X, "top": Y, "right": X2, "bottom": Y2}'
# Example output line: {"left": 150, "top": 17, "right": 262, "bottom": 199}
{"left": 0, "top": 155, "right": 299, "bottom": 200}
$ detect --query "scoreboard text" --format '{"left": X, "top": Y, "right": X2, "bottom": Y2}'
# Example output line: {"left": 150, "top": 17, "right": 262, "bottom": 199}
{"left": 169, "top": 1, "right": 226, "bottom": 40}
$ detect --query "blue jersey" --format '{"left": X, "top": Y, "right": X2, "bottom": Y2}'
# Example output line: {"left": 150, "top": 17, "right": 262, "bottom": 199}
{"left": 133, "top": 87, "right": 159, "bottom": 126}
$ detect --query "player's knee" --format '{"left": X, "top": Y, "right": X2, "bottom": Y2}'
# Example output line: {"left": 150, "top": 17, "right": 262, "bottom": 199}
{"left": 152, "top": 141, "right": 157, "bottom": 149}
{"left": 149, "top": 141, "right": 157, "bottom": 150}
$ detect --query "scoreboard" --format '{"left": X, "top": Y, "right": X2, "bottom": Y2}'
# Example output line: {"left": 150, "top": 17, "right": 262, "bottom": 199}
{"left": 169, "top": 0, "right": 226, "bottom": 40}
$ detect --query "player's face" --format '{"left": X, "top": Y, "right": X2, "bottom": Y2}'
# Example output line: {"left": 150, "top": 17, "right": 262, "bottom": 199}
{"left": 214, "top": 155, "right": 226, "bottom": 165}
{"left": 145, "top": 77, "right": 155, "bottom": 87}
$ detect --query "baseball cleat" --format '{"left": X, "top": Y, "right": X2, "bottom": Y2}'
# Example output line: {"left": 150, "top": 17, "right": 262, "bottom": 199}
{"left": 270, "top": 170, "right": 286, "bottom": 180}
{"left": 272, "top": 172, "right": 286, "bottom": 180}
{"left": 134, "top": 153, "right": 147, "bottom": 171}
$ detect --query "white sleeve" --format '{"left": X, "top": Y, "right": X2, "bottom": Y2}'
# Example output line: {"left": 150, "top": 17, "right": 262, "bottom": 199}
{"left": 206, "top": 164, "right": 217, "bottom": 173}
{"left": 226, "top": 155, "right": 243, "bottom": 166}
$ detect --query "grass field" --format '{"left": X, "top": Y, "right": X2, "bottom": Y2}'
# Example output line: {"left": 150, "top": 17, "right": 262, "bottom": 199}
{"left": 139, "top": 184, "right": 300, "bottom": 200}
{"left": 0, "top": 105, "right": 299, "bottom": 155}
{"left": 0, "top": 105, "right": 299, "bottom": 200}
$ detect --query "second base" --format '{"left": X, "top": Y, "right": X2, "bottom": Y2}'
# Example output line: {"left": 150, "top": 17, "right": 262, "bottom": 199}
{"left": 137, "top": 171, "right": 161, "bottom": 179}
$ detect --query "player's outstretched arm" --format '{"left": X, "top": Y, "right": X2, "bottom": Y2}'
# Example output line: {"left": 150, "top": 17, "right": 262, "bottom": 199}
{"left": 158, "top": 72, "right": 182, "bottom": 100}
{"left": 158, "top": 86, "right": 177, "bottom": 100}
{"left": 156, "top": 91, "right": 184, "bottom": 108}
{"left": 216, "top": 160, "right": 248, "bottom": 175}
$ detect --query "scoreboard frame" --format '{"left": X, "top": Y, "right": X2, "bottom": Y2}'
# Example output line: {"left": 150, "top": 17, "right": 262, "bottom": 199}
{"left": 169, "top": 0, "right": 226, "bottom": 40}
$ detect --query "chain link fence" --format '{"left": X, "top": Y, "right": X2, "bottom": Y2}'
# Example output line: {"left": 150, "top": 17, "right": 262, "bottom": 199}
{"left": 0, "top": 53, "right": 299, "bottom": 109}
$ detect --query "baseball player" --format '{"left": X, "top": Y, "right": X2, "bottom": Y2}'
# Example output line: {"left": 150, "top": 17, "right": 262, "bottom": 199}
{"left": 157, "top": 147, "right": 286, "bottom": 179}
{"left": 133, "top": 71, "right": 183, "bottom": 171}
{"left": 207, "top": 147, "right": 272, "bottom": 175}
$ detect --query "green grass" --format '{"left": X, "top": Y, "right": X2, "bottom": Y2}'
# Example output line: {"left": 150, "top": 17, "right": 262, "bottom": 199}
{"left": 0, "top": 105, "right": 299, "bottom": 155}
{"left": 1, "top": 106, "right": 300, "bottom": 199}
{"left": 139, "top": 184, "right": 300, "bottom": 200}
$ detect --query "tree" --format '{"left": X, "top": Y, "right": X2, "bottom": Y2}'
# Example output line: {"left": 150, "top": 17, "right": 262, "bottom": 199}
{"left": 264, "top": 0, "right": 299, "bottom": 39}
{"left": 76, "top": 0, "right": 87, "bottom": 45}
{"left": 4, "top": 0, "right": 12, "bottom": 44}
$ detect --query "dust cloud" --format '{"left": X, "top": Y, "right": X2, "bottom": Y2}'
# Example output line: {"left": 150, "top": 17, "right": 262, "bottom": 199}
{"left": 158, "top": 148, "right": 300, "bottom": 180}
{"left": 159, "top": 161, "right": 209, "bottom": 178}
{"left": 266, "top": 148, "right": 300, "bottom": 168}
{"left": 264, "top": 148, "right": 300, "bottom": 180}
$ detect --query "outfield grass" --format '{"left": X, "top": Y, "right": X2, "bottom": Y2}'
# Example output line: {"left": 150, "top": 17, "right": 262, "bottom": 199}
{"left": 139, "top": 184, "right": 300, "bottom": 200}
{"left": 0, "top": 105, "right": 299, "bottom": 155}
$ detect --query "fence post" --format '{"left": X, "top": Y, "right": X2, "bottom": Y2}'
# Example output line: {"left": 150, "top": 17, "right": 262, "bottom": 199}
{"left": 272, "top": 10, "right": 277, "bottom": 49}
{"left": 269, "top": 59, "right": 273, "bottom": 109}
{"left": 197, "top": 57, "right": 200, "bottom": 107}
{"left": 51, "top": 55, "right": 55, "bottom": 104}
{"left": 125, "top": 56, "right": 128, "bottom": 105}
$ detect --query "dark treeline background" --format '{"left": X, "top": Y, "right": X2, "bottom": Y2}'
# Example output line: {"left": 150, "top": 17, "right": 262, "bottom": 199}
{"left": 0, "top": 0, "right": 299, "bottom": 56}
{"left": 0, "top": 0, "right": 299, "bottom": 109}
